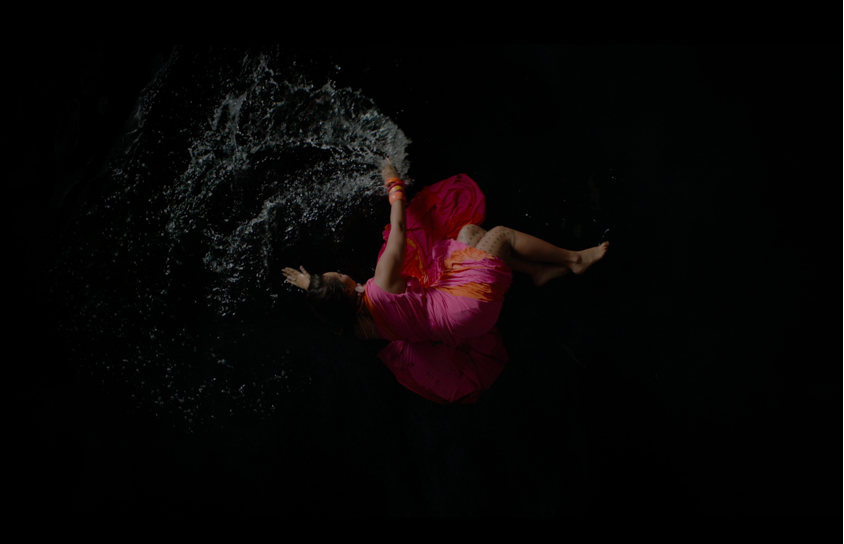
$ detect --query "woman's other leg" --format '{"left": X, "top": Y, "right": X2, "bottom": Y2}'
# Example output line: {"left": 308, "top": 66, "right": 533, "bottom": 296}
{"left": 457, "top": 224, "right": 487, "bottom": 248}
{"left": 476, "top": 226, "right": 608, "bottom": 278}
{"left": 458, "top": 224, "right": 551, "bottom": 282}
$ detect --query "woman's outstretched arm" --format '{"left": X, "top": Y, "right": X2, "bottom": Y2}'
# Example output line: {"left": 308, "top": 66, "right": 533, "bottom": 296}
{"left": 373, "top": 158, "right": 407, "bottom": 294}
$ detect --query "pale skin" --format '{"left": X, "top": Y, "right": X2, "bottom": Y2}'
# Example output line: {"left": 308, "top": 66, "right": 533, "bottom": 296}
{"left": 282, "top": 158, "right": 609, "bottom": 338}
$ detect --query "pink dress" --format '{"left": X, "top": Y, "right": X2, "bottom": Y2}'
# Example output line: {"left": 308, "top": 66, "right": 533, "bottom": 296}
{"left": 361, "top": 174, "right": 513, "bottom": 404}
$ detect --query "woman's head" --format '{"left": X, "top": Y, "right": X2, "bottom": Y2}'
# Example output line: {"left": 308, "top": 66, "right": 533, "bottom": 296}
{"left": 307, "top": 272, "right": 359, "bottom": 336}
{"left": 322, "top": 272, "right": 357, "bottom": 298}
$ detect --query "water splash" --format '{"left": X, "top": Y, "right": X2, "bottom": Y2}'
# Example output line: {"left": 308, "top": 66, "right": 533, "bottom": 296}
{"left": 50, "top": 46, "right": 411, "bottom": 430}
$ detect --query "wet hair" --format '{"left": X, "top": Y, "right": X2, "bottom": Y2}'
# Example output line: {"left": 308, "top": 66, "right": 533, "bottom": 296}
{"left": 307, "top": 273, "right": 358, "bottom": 337}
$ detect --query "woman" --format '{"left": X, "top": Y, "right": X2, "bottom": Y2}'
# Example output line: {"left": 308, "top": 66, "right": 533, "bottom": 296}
{"left": 283, "top": 159, "right": 609, "bottom": 404}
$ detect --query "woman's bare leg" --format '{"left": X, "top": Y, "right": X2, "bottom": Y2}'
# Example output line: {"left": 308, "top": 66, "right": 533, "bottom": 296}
{"left": 476, "top": 226, "right": 608, "bottom": 276}
{"left": 459, "top": 224, "right": 573, "bottom": 286}
{"left": 512, "top": 258, "right": 571, "bottom": 286}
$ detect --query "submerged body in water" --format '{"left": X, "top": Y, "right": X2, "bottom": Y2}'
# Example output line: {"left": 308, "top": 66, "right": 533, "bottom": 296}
{"left": 284, "top": 159, "right": 609, "bottom": 404}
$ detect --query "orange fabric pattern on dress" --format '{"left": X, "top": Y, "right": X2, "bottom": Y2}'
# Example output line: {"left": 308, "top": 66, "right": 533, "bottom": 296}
{"left": 433, "top": 246, "right": 510, "bottom": 302}
{"left": 405, "top": 238, "right": 428, "bottom": 285}
{"left": 443, "top": 246, "right": 501, "bottom": 270}
{"left": 433, "top": 281, "right": 507, "bottom": 302}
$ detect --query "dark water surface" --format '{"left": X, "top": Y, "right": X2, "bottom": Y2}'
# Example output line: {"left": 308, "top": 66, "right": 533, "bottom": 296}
{"left": 13, "top": 45, "right": 835, "bottom": 516}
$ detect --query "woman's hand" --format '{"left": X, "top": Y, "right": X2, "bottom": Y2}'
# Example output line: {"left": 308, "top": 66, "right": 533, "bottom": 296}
{"left": 381, "top": 157, "right": 399, "bottom": 188}
{"left": 283, "top": 266, "right": 311, "bottom": 291}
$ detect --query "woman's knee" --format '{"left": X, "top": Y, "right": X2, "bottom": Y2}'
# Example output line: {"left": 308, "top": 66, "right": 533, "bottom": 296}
{"left": 487, "top": 226, "right": 515, "bottom": 244}
{"left": 476, "top": 226, "right": 515, "bottom": 261}
{"left": 457, "top": 224, "right": 486, "bottom": 247}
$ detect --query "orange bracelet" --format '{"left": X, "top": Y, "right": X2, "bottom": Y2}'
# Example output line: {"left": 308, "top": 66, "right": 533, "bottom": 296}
{"left": 389, "top": 191, "right": 406, "bottom": 204}
{"left": 389, "top": 185, "right": 405, "bottom": 194}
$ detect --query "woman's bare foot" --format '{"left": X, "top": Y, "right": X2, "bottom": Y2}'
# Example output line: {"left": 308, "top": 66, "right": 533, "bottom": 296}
{"left": 531, "top": 263, "right": 571, "bottom": 286}
{"left": 569, "top": 241, "right": 609, "bottom": 275}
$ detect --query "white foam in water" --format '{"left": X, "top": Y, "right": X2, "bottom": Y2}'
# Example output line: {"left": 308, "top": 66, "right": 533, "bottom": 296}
{"left": 52, "top": 47, "right": 411, "bottom": 429}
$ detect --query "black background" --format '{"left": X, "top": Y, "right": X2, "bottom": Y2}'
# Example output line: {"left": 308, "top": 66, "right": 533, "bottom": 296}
{"left": 11, "top": 45, "right": 837, "bottom": 516}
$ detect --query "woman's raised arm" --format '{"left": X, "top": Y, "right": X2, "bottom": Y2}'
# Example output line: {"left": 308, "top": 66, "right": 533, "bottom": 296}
{"left": 373, "top": 158, "right": 407, "bottom": 294}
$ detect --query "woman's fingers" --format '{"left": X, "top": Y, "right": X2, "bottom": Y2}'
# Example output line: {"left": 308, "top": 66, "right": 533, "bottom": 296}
{"left": 284, "top": 267, "right": 302, "bottom": 283}
{"left": 381, "top": 158, "right": 398, "bottom": 180}
{"left": 283, "top": 266, "right": 310, "bottom": 290}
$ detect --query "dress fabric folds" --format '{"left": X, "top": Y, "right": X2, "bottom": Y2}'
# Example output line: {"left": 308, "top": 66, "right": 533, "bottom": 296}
{"left": 361, "top": 174, "right": 513, "bottom": 404}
